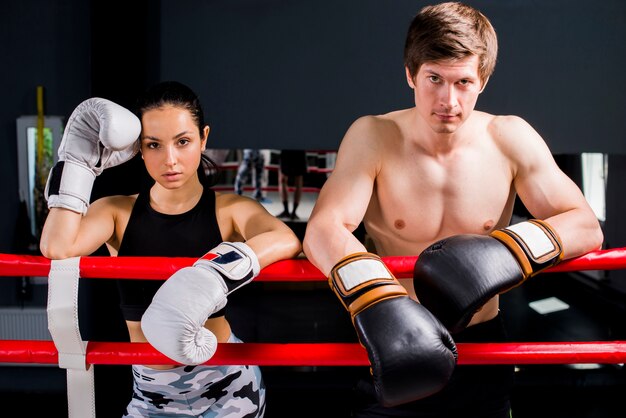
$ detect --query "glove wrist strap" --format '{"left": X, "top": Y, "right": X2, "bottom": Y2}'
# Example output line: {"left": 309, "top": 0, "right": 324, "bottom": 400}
{"left": 195, "top": 242, "right": 260, "bottom": 294}
{"left": 45, "top": 161, "right": 95, "bottom": 215}
{"left": 490, "top": 219, "right": 563, "bottom": 277}
{"left": 329, "top": 252, "right": 407, "bottom": 316}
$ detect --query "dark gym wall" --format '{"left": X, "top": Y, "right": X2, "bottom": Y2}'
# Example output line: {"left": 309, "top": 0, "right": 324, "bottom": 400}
{"left": 1, "top": 0, "right": 626, "bottom": 254}
{"left": 160, "top": 0, "right": 626, "bottom": 153}
{"left": 0, "top": 0, "right": 158, "bottom": 277}
{"left": 0, "top": 1, "right": 91, "bottom": 257}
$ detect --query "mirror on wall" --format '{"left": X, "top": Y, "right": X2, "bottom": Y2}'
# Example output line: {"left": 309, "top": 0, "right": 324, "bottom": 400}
{"left": 205, "top": 150, "right": 608, "bottom": 228}
{"left": 204, "top": 149, "right": 336, "bottom": 223}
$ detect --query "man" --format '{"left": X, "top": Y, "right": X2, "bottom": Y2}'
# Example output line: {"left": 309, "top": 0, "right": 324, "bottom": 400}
{"left": 303, "top": 2, "right": 603, "bottom": 417}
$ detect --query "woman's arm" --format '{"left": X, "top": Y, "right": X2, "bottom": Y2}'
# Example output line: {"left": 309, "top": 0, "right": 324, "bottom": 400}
{"left": 39, "top": 196, "right": 126, "bottom": 259}
{"left": 220, "top": 194, "right": 302, "bottom": 268}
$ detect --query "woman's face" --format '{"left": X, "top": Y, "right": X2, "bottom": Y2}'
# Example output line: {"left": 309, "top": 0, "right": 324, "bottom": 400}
{"left": 140, "top": 105, "right": 208, "bottom": 190}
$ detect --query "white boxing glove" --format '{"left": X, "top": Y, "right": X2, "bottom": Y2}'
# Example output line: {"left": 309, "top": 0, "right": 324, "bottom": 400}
{"left": 141, "top": 242, "right": 261, "bottom": 365}
{"left": 45, "top": 97, "right": 141, "bottom": 215}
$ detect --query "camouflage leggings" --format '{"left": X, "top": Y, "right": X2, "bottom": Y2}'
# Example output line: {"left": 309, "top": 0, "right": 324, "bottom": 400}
{"left": 123, "top": 334, "right": 265, "bottom": 417}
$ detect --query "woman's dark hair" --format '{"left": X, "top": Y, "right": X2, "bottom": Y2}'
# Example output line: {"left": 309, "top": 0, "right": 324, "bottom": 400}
{"left": 136, "top": 81, "right": 220, "bottom": 187}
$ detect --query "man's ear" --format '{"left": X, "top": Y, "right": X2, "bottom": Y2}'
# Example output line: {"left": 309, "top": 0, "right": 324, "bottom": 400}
{"left": 479, "top": 76, "right": 490, "bottom": 93}
{"left": 405, "top": 66, "right": 416, "bottom": 89}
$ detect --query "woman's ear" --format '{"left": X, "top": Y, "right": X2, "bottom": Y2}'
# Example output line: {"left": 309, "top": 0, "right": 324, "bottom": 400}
{"left": 405, "top": 66, "right": 416, "bottom": 89}
{"left": 201, "top": 125, "right": 210, "bottom": 151}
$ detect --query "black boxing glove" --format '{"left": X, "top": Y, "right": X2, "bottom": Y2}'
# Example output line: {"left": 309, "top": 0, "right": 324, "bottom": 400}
{"left": 330, "top": 252, "right": 457, "bottom": 407}
{"left": 413, "top": 219, "right": 563, "bottom": 334}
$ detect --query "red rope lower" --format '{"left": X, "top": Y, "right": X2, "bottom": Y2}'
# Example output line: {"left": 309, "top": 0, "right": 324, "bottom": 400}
{"left": 1, "top": 247, "right": 625, "bottom": 280}
{"left": 1, "top": 340, "right": 624, "bottom": 366}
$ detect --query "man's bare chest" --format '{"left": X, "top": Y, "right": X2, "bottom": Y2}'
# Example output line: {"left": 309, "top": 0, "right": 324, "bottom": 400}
{"left": 365, "top": 163, "right": 515, "bottom": 249}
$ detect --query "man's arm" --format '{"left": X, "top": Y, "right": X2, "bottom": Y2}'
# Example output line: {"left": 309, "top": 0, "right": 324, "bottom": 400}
{"left": 495, "top": 115, "right": 604, "bottom": 258}
{"left": 305, "top": 118, "right": 458, "bottom": 406}
{"left": 412, "top": 117, "right": 605, "bottom": 333}
{"left": 303, "top": 117, "right": 381, "bottom": 275}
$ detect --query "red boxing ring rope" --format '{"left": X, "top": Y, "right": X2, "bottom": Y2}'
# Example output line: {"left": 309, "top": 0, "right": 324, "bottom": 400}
{"left": 1, "top": 248, "right": 626, "bottom": 368}
{"left": 1, "top": 247, "right": 626, "bottom": 280}
{"left": 2, "top": 340, "right": 626, "bottom": 366}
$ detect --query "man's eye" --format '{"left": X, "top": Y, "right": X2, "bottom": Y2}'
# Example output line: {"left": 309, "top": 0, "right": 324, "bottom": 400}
{"left": 458, "top": 79, "right": 470, "bottom": 86}
{"left": 428, "top": 76, "right": 440, "bottom": 83}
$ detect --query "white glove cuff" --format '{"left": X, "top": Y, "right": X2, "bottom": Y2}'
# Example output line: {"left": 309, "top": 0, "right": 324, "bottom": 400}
{"left": 46, "top": 195, "right": 88, "bottom": 215}
{"left": 44, "top": 161, "right": 95, "bottom": 215}
{"left": 504, "top": 221, "right": 555, "bottom": 259}
{"left": 227, "top": 241, "right": 261, "bottom": 276}
{"left": 491, "top": 219, "right": 563, "bottom": 277}
{"left": 499, "top": 220, "right": 562, "bottom": 264}
{"left": 334, "top": 257, "right": 393, "bottom": 291}
{"left": 195, "top": 242, "right": 260, "bottom": 281}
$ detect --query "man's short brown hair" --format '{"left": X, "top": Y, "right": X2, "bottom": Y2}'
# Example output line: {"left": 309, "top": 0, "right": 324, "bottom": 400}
{"left": 404, "top": 2, "right": 498, "bottom": 84}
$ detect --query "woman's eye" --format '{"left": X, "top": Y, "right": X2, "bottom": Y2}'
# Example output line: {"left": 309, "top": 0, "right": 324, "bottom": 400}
{"left": 178, "top": 139, "right": 190, "bottom": 146}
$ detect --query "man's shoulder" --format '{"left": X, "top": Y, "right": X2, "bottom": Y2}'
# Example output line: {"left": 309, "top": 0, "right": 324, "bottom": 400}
{"left": 477, "top": 112, "right": 546, "bottom": 157}
{"left": 478, "top": 111, "right": 529, "bottom": 131}
{"left": 335, "top": 114, "right": 404, "bottom": 165}
{"left": 350, "top": 113, "right": 389, "bottom": 129}
{"left": 347, "top": 109, "right": 408, "bottom": 138}
{"left": 341, "top": 116, "right": 399, "bottom": 155}
{"left": 351, "top": 107, "right": 409, "bottom": 124}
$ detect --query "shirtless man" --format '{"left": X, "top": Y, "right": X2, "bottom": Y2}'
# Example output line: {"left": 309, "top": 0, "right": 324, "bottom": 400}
{"left": 303, "top": 2, "right": 603, "bottom": 417}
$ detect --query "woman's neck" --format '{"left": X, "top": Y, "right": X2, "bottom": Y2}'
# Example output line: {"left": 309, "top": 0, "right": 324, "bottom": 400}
{"left": 149, "top": 180, "right": 204, "bottom": 215}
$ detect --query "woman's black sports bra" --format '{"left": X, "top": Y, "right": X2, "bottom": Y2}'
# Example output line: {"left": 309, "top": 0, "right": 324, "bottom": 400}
{"left": 116, "top": 187, "right": 225, "bottom": 321}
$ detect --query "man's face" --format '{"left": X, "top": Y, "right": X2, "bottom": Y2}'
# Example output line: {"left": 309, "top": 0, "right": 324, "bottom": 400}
{"left": 406, "top": 55, "right": 485, "bottom": 135}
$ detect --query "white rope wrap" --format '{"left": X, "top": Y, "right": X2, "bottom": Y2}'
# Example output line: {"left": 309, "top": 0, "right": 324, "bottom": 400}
{"left": 47, "top": 257, "right": 95, "bottom": 418}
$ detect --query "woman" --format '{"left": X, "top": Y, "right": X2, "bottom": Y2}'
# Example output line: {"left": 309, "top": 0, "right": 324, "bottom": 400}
{"left": 40, "top": 81, "right": 302, "bottom": 417}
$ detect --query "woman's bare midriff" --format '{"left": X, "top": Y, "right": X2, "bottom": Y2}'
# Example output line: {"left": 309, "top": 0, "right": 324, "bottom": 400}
{"left": 399, "top": 278, "right": 499, "bottom": 329}
{"left": 126, "top": 316, "right": 231, "bottom": 370}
